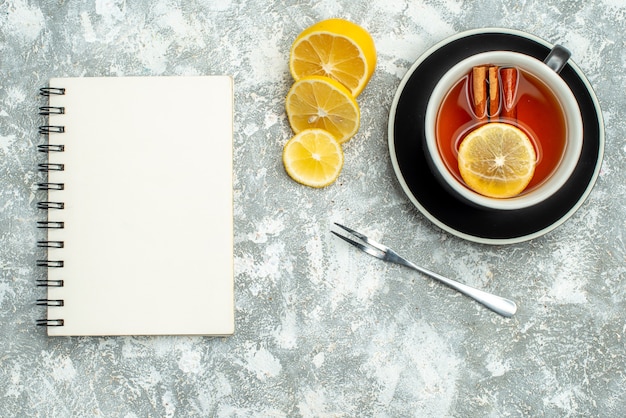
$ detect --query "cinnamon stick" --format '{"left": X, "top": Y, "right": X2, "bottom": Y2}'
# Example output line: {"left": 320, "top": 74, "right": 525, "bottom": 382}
{"left": 471, "top": 66, "right": 487, "bottom": 120}
{"left": 488, "top": 66, "right": 500, "bottom": 119}
{"left": 500, "top": 67, "right": 518, "bottom": 121}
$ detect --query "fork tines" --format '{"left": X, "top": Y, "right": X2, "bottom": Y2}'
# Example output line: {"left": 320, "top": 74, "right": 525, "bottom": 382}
{"left": 333, "top": 223, "right": 365, "bottom": 240}
{"left": 331, "top": 223, "right": 386, "bottom": 259}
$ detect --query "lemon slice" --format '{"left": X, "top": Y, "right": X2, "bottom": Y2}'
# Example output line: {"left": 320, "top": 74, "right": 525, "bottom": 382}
{"left": 457, "top": 122, "right": 537, "bottom": 198}
{"left": 289, "top": 18, "right": 376, "bottom": 97}
{"left": 285, "top": 75, "right": 360, "bottom": 144}
{"left": 282, "top": 129, "right": 344, "bottom": 188}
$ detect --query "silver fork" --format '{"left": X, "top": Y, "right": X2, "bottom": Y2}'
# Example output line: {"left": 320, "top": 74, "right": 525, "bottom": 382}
{"left": 332, "top": 223, "right": 517, "bottom": 317}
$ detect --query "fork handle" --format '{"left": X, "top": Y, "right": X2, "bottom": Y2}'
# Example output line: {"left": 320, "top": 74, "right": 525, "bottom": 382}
{"left": 403, "top": 261, "right": 517, "bottom": 317}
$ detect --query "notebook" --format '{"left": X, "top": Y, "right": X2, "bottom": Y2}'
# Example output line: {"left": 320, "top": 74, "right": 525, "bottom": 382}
{"left": 36, "top": 76, "right": 234, "bottom": 336}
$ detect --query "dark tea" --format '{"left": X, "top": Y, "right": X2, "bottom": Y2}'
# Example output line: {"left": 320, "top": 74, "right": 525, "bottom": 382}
{"left": 436, "top": 66, "right": 567, "bottom": 192}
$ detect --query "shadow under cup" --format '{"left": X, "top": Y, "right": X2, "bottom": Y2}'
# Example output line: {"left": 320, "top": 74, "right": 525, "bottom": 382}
{"left": 424, "top": 51, "right": 583, "bottom": 211}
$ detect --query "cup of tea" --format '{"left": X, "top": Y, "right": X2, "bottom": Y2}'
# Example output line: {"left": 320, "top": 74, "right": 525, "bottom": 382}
{"left": 424, "top": 46, "right": 583, "bottom": 210}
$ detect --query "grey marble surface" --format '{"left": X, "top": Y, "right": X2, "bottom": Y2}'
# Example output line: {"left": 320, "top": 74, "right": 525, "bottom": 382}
{"left": 1, "top": 0, "right": 625, "bottom": 416}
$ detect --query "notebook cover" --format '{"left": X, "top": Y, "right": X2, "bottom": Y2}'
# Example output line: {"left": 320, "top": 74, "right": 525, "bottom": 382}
{"left": 42, "top": 76, "right": 234, "bottom": 336}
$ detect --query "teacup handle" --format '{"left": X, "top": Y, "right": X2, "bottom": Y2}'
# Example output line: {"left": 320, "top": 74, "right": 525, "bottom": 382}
{"left": 544, "top": 44, "right": 571, "bottom": 74}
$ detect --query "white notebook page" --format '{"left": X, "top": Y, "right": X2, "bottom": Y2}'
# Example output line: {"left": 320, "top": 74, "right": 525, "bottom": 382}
{"left": 44, "top": 76, "right": 234, "bottom": 336}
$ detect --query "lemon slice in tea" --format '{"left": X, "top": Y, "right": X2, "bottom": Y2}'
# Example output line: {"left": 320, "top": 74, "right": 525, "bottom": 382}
{"left": 457, "top": 122, "right": 537, "bottom": 198}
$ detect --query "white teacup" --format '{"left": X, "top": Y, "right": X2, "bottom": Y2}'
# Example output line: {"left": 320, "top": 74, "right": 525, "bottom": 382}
{"left": 424, "top": 47, "right": 583, "bottom": 210}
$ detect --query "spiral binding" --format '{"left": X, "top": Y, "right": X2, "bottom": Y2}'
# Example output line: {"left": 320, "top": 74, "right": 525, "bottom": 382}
{"left": 37, "top": 221, "right": 64, "bottom": 229}
{"left": 37, "top": 240, "right": 64, "bottom": 248}
{"left": 38, "top": 126, "right": 65, "bottom": 134}
{"left": 40, "top": 87, "right": 66, "bottom": 96}
{"left": 37, "top": 86, "right": 66, "bottom": 328}
{"left": 36, "top": 299, "right": 64, "bottom": 306}
{"left": 36, "top": 319, "right": 64, "bottom": 327}
{"left": 38, "top": 144, "right": 64, "bottom": 153}
{"left": 39, "top": 106, "right": 65, "bottom": 115}
{"left": 38, "top": 163, "right": 64, "bottom": 171}
{"left": 37, "top": 183, "right": 64, "bottom": 191}
{"left": 37, "top": 280, "right": 64, "bottom": 287}
{"left": 37, "top": 202, "right": 65, "bottom": 210}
